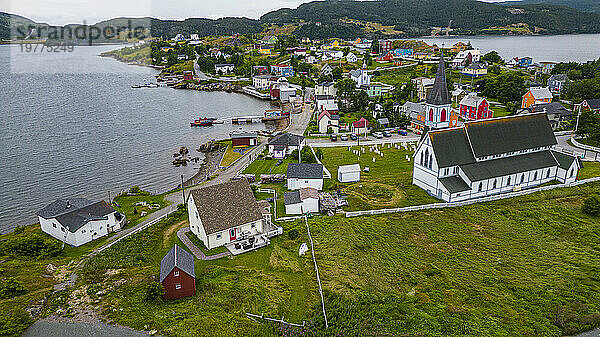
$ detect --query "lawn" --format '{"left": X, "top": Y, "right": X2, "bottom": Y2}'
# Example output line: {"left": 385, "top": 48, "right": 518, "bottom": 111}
{"left": 42, "top": 181, "right": 600, "bottom": 337}
{"left": 185, "top": 231, "right": 229, "bottom": 255}
{"left": 490, "top": 104, "right": 512, "bottom": 117}
{"left": 219, "top": 141, "right": 256, "bottom": 168}
{"left": 243, "top": 157, "right": 296, "bottom": 178}
{"left": 580, "top": 161, "right": 600, "bottom": 180}
{"left": 113, "top": 190, "right": 171, "bottom": 230}
{"left": 319, "top": 144, "right": 438, "bottom": 210}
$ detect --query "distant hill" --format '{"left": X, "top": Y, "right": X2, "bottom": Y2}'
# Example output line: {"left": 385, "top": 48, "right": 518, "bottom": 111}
{"left": 260, "top": 0, "right": 600, "bottom": 38}
{"left": 2, "top": 0, "right": 600, "bottom": 41}
{"left": 498, "top": 0, "right": 600, "bottom": 14}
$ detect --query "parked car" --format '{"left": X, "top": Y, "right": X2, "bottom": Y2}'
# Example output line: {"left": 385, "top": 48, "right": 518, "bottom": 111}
{"left": 340, "top": 134, "right": 348, "bottom": 141}
{"left": 383, "top": 131, "right": 391, "bottom": 137}
{"left": 350, "top": 133, "right": 358, "bottom": 140}
{"left": 330, "top": 134, "right": 337, "bottom": 141}
{"left": 373, "top": 132, "right": 383, "bottom": 139}
{"left": 398, "top": 129, "right": 408, "bottom": 136}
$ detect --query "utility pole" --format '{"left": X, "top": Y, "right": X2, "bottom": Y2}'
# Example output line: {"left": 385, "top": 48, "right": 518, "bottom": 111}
{"left": 181, "top": 174, "right": 186, "bottom": 204}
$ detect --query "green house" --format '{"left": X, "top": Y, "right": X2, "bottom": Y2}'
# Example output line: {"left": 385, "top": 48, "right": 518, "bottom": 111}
{"left": 362, "top": 84, "right": 382, "bottom": 97}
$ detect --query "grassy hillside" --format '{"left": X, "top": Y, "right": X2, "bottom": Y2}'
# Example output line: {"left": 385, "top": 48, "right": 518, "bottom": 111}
{"left": 261, "top": 0, "right": 600, "bottom": 38}
{"left": 499, "top": 0, "right": 600, "bottom": 14}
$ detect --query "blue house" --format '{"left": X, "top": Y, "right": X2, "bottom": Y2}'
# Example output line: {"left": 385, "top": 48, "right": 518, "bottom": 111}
{"left": 393, "top": 48, "right": 413, "bottom": 58}
{"left": 518, "top": 57, "right": 533, "bottom": 68}
{"left": 271, "top": 64, "right": 295, "bottom": 77}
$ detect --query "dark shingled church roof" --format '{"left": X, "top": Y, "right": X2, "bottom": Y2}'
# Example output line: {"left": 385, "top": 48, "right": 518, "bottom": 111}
{"left": 426, "top": 52, "right": 451, "bottom": 106}
{"left": 464, "top": 113, "right": 557, "bottom": 158}
{"left": 160, "top": 245, "right": 195, "bottom": 283}
{"left": 429, "top": 128, "right": 475, "bottom": 168}
{"left": 460, "top": 150, "right": 558, "bottom": 182}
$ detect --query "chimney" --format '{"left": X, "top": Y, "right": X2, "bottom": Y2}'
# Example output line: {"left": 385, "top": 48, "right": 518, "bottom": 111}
{"left": 66, "top": 200, "right": 71, "bottom": 209}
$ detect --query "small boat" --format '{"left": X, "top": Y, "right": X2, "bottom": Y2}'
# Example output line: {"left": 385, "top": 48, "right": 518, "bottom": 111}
{"left": 190, "top": 118, "right": 213, "bottom": 127}
{"left": 131, "top": 84, "right": 142, "bottom": 89}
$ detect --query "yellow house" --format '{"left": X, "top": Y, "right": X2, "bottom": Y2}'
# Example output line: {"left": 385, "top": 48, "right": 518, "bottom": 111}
{"left": 323, "top": 40, "right": 340, "bottom": 50}
{"left": 258, "top": 45, "right": 273, "bottom": 55}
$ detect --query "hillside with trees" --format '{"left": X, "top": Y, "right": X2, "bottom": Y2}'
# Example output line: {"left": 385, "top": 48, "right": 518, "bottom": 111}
{"left": 498, "top": 0, "right": 600, "bottom": 14}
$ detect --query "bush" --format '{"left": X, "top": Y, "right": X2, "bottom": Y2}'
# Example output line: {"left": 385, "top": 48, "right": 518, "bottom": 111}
{"left": 0, "top": 307, "right": 33, "bottom": 337}
{"left": 582, "top": 194, "right": 600, "bottom": 216}
{"left": 13, "top": 226, "right": 24, "bottom": 235}
{"left": 0, "top": 277, "right": 27, "bottom": 299}
{"left": 288, "top": 229, "right": 299, "bottom": 240}
{"left": 0, "top": 234, "right": 63, "bottom": 259}
{"left": 145, "top": 281, "right": 164, "bottom": 302}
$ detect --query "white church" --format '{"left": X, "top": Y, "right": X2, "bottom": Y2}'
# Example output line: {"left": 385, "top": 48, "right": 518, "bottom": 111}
{"left": 412, "top": 113, "right": 582, "bottom": 202}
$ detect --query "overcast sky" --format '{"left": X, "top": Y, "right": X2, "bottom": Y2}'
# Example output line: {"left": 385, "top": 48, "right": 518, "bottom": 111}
{"left": 1, "top": 0, "right": 508, "bottom": 26}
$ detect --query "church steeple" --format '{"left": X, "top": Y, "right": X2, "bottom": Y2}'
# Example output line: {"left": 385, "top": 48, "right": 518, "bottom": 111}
{"left": 426, "top": 51, "right": 451, "bottom": 106}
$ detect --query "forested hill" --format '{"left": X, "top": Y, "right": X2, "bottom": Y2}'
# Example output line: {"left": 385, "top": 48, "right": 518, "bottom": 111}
{"left": 3, "top": 0, "right": 600, "bottom": 41}
{"left": 260, "top": 0, "right": 600, "bottom": 38}
{"left": 498, "top": 0, "right": 600, "bottom": 14}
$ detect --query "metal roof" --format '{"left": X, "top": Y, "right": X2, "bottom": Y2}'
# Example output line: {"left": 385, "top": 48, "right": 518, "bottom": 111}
{"left": 159, "top": 245, "right": 195, "bottom": 283}
{"left": 439, "top": 176, "right": 471, "bottom": 194}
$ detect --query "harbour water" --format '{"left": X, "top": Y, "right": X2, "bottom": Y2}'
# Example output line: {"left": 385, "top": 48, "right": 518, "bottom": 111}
{"left": 417, "top": 34, "right": 600, "bottom": 63}
{"left": 0, "top": 44, "right": 271, "bottom": 232}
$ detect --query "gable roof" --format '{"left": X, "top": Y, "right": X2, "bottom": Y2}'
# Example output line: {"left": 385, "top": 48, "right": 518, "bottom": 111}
{"left": 189, "top": 180, "right": 263, "bottom": 235}
{"left": 160, "top": 245, "right": 195, "bottom": 283}
{"left": 299, "top": 187, "right": 319, "bottom": 200}
{"left": 531, "top": 102, "right": 571, "bottom": 117}
{"left": 269, "top": 133, "right": 305, "bottom": 147}
{"left": 460, "top": 150, "right": 558, "bottom": 182}
{"left": 459, "top": 93, "right": 486, "bottom": 108}
{"left": 585, "top": 99, "right": 600, "bottom": 109}
{"left": 426, "top": 53, "right": 451, "bottom": 106}
{"left": 352, "top": 118, "right": 369, "bottom": 128}
{"left": 528, "top": 87, "right": 552, "bottom": 100}
{"left": 318, "top": 110, "right": 339, "bottom": 121}
{"left": 37, "top": 199, "right": 116, "bottom": 233}
{"left": 551, "top": 150, "right": 581, "bottom": 170}
{"left": 287, "top": 163, "right": 323, "bottom": 179}
{"left": 549, "top": 74, "right": 568, "bottom": 82}
{"left": 338, "top": 164, "right": 361, "bottom": 173}
{"left": 464, "top": 113, "right": 556, "bottom": 158}
{"left": 439, "top": 176, "right": 471, "bottom": 194}
{"left": 284, "top": 191, "right": 301, "bottom": 205}
{"left": 428, "top": 128, "right": 475, "bottom": 168}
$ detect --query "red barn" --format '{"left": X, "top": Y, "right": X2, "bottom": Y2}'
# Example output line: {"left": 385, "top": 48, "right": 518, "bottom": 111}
{"left": 231, "top": 132, "right": 258, "bottom": 147}
{"left": 376, "top": 52, "right": 394, "bottom": 63}
{"left": 160, "top": 245, "right": 195, "bottom": 300}
{"left": 459, "top": 93, "right": 493, "bottom": 120}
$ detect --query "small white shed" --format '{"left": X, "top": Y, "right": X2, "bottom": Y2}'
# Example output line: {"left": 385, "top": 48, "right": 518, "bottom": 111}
{"left": 338, "top": 164, "right": 361, "bottom": 183}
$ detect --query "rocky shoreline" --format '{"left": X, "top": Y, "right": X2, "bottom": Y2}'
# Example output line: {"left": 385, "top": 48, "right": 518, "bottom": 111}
{"left": 183, "top": 146, "right": 226, "bottom": 187}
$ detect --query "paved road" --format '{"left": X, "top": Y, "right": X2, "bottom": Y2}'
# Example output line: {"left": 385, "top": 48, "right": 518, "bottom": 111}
{"left": 23, "top": 321, "right": 152, "bottom": 337}
{"left": 556, "top": 134, "right": 600, "bottom": 161}
{"left": 177, "top": 227, "right": 231, "bottom": 260}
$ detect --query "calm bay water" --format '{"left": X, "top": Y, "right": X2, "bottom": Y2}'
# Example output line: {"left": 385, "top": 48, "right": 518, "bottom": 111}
{"left": 0, "top": 44, "right": 271, "bottom": 232}
{"left": 416, "top": 34, "right": 600, "bottom": 63}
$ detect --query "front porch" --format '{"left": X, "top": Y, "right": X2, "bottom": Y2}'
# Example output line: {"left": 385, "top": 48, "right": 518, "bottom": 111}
{"left": 224, "top": 220, "right": 283, "bottom": 256}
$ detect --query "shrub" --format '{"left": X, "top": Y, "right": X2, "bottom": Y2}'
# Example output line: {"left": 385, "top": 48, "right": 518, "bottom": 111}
{"left": 145, "top": 281, "right": 164, "bottom": 302}
{"left": 13, "top": 226, "right": 24, "bottom": 235}
{"left": 0, "top": 307, "right": 33, "bottom": 337}
{"left": 288, "top": 229, "right": 299, "bottom": 240}
{"left": 582, "top": 194, "right": 600, "bottom": 216}
{"left": 0, "top": 234, "right": 63, "bottom": 259}
{"left": 0, "top": 277, "right": 27, "bottom": 299}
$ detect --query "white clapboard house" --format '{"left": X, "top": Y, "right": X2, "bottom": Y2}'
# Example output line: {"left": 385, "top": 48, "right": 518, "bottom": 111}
{"left": 268, "top": 133, "right": 306, "bottom": 159}
{"left": 412, "top": 113, "right": 582, "bottom": 202}
{"left": 188, "top": 180, "right": 273, "bottom": 253}
{"left": 287, "top": 163, "right": 324, "bottom": 191}
{"left": 284, "top": 187, "right": 319, "bottom": 214}
{"left": 37, "top": 198, "right": 124, "bottom": 246}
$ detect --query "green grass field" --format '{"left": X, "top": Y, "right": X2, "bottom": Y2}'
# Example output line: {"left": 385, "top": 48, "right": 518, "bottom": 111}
{"left": 30, "top": 181, "right": 600, "bottom": 337}
{"left": 243, "top": 157, "right": 295, "bottom": 178}
{"left": 319, "top": 144, "right": 438, "bottom": 210}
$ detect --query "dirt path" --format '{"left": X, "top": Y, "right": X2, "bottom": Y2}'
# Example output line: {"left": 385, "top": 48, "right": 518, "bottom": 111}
{"left": 163, "top": 220, "right": 187, "bottom": 248}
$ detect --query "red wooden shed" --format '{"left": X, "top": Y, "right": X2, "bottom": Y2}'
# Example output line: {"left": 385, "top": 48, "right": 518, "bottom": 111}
{"left": 160, "top": 245, "right": 195, "bottom": 300}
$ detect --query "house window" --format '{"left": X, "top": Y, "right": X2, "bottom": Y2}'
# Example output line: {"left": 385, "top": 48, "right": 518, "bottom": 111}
{"left": 520, "top": 174, "right": 524, "bottom": 184}
{"left": 493, "top": 179, "right": 497, "bottom": 189}
{"left": 546, "top": 170, "right": 550, "bottom": 179}
{"left": 420, "top": 152, "right": 424, "bottom": 166}
{"left": 82, "top": 230, "right": 86, "bottom": 233}
{"left": 196, "top": 212, "right": 199, "bottom": 219}
{"left": 305, "top": 180, "right": 309, "bottom": 184}
{"left": 251, "top": 224, "right": 256, "bottom": 229}
{"left": 175, "top": 283, "right": 181, "bottom": 290}
{"left": 424, "top": 148, "right": 429, "bottom": 168}
{"left": 533, "top": 172, "right": 538, "bottom": 181}
{"left": 453, "top": 167, "right": 458, "bottom": 174}
{"left": 478, "top": 183, "right": 482, "bottom": 192}
{"left": 216, "top": 233, "right": 222, "bottom": 239}
{"left": 53, "top": 223, "right": 57, "bottom": 228}
{"left": 569, "top": 169, "right": 574, "bottom": 178}
{"left": 507, "top": 177, "right": 511, "bottom": 186}
{"left": 174, "top": 270, "right": 179, "bottom": 277}
{"left": 61, "top": 227, "right": 65, "bottom": 232}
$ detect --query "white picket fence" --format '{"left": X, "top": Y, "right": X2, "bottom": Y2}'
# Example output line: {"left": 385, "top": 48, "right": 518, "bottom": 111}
{"left": 345, "top": 176, "right": 600, "bottom": 218}
{"left": 571, "top": 137, "right": 600, "bottom": 154}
